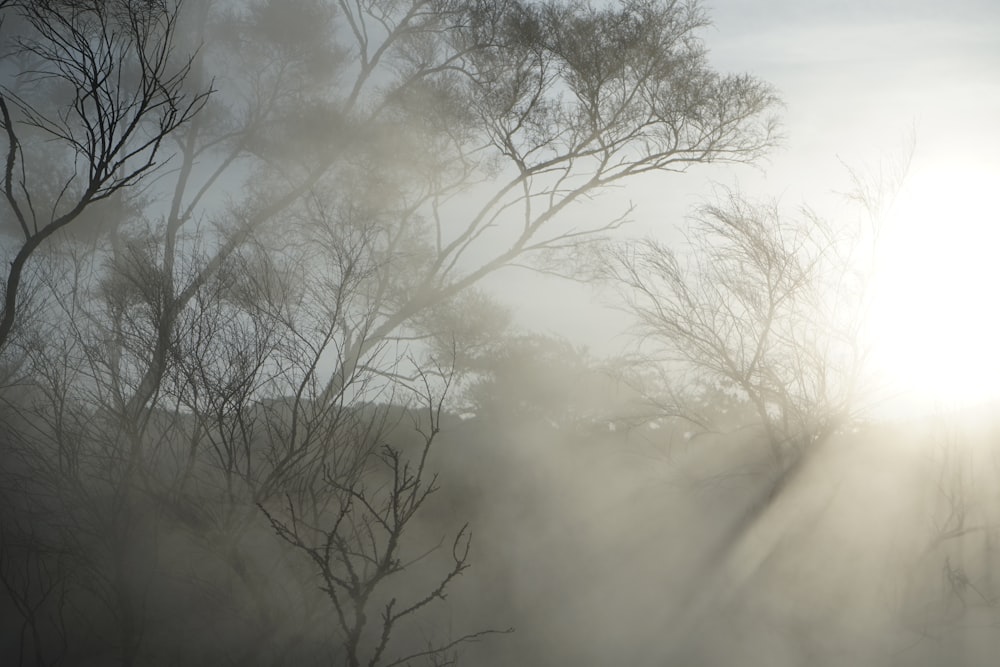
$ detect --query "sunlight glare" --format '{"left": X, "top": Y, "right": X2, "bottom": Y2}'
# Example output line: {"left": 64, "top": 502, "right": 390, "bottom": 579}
{"left": 868, "top": 164, "right": 1000, "bottom": 414}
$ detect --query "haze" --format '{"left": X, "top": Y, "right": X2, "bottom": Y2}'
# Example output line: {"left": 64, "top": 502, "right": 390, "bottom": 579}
{"left": 1, "top": 1, "right": 999, "bottom": 666}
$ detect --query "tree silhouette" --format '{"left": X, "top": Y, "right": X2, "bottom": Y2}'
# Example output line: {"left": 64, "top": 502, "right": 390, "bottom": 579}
{"left": 0, "top": 0, "right": 780, "bottom": 663}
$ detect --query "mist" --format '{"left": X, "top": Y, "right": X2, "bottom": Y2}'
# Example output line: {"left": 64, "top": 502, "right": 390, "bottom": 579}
{"left": 2, "top": 0, "right": 1000, "bottom": 665}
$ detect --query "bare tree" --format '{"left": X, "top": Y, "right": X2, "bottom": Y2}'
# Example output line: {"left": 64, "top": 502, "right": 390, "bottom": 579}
{"left": 891, "top": 413, "right": 1000, "bottom": 652}
{"left": 260, "top": 368, "right": 512, "bottom": 667}
{"left": 600, "top": 188, "right": 875, "bottom": 471}
{"left": 0, "top": 0, "right": 209, "bottom": 351}
{"left": 0, "top": 0, "right": 781, "bottom": 663}
{"left": 0, "top": 211, "right": 505, "bottom": 663}
{"left": 72, "top": 0, "right": 778, "bottom": 412}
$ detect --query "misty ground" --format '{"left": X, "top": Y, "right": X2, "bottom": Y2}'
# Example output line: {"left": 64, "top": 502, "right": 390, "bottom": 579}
{"left": 421, "top": 409, "right": 1000, "bottom": 666}
{"left": 5, "top": 389, "right": 1000, "bottom": 665}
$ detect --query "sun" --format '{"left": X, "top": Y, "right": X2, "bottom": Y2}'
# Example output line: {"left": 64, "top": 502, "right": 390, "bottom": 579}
{"left": 866, "top": 163, "right": 1000, "bottom": 415}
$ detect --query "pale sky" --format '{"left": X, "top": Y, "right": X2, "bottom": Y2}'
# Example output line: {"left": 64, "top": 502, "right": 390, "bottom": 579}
{"left": 710, "top": 0, "right": 1000, "bottom": 182}
{"left": 487, "top": 0, "right": 1000, "bottom": 412}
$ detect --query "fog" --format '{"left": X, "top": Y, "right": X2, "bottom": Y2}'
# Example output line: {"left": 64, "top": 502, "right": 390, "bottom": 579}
{"left": 2, "top": 0, "right": 1000, "bottom": 665}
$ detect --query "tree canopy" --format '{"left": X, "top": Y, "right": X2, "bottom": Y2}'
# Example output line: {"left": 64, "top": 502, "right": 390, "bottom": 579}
{"left": 0, "top": 0, "right": 782, "bottom": 664}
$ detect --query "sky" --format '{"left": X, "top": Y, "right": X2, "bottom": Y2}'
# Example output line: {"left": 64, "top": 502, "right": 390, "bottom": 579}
{"left": 489, "top": 0, "right": 1000, "bottom": 414}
